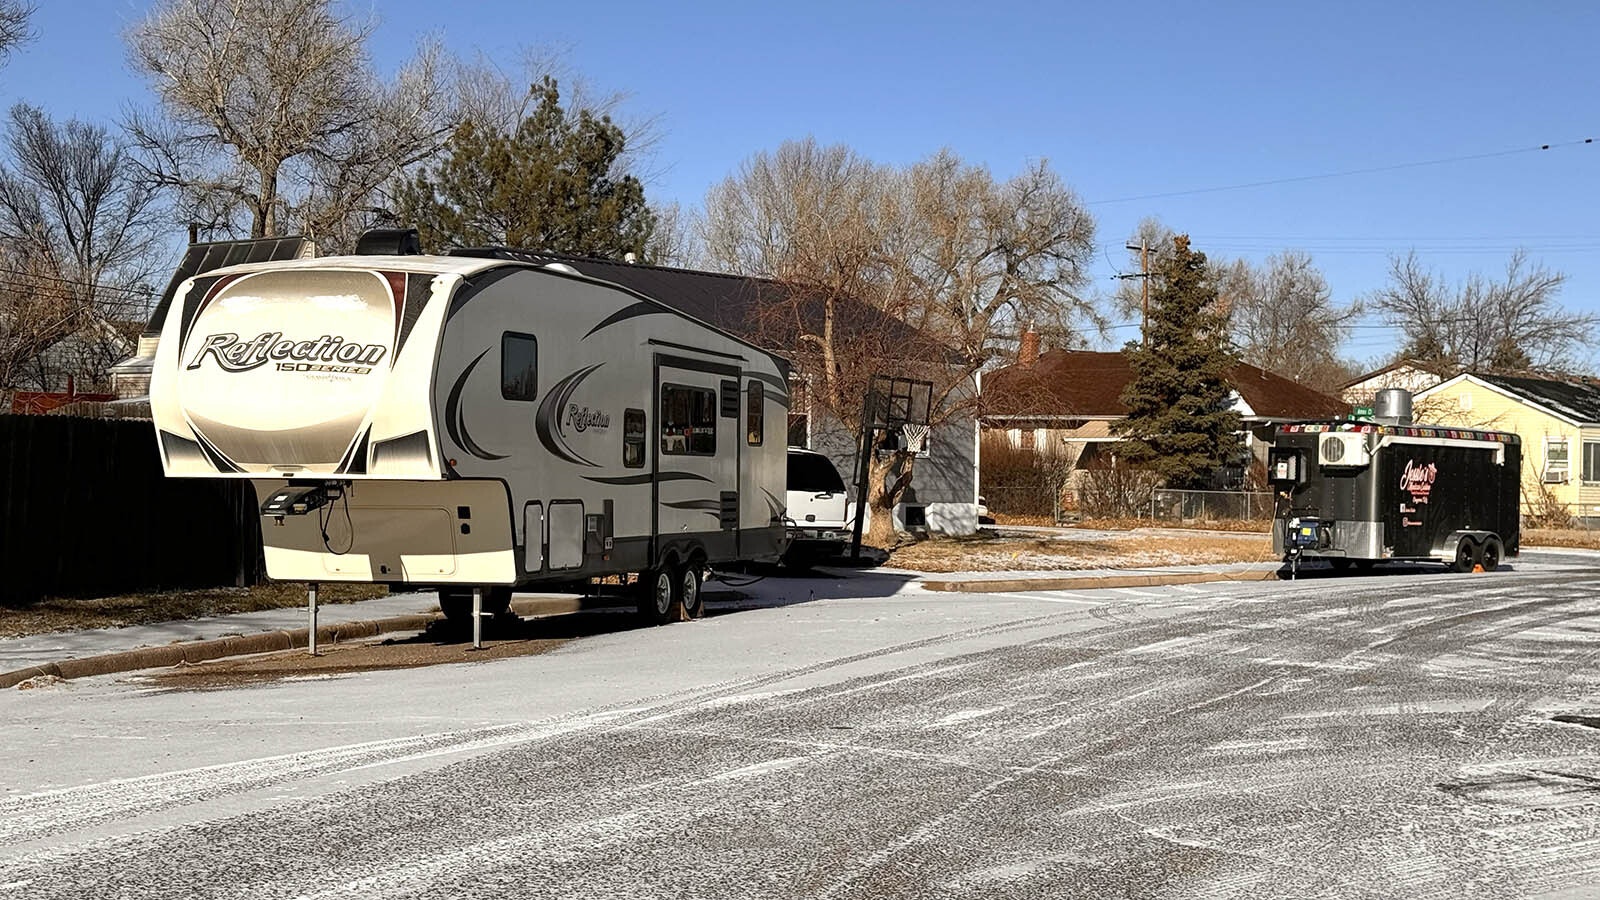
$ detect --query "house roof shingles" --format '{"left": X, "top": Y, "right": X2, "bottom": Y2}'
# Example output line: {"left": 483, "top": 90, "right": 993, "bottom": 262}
{"left": 1473, "top": 372, "right": 1600, "bottom": 425}
{"left": 982, "top": 349, "right": 1348, "bottom": 421}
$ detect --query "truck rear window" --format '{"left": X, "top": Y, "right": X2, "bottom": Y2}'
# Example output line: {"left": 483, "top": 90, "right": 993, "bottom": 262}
{"left": 788, "top": 453, "right": 845, "bottom": 493}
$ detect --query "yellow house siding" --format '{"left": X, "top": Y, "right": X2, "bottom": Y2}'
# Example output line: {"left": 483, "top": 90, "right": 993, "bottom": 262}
{"left": 1416, "top": 380, "right": 1581, "bottom": 513}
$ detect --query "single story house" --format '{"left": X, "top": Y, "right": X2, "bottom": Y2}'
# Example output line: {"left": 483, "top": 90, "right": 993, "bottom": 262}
{"left": 1341, "top": 358, "right": 1453, "bottom": 408}
{"left": 981, "top": 346, "right": 1349, "bottom": 487}
{"left": 1415, "top": 372, "right": 1600, "bottom": 519}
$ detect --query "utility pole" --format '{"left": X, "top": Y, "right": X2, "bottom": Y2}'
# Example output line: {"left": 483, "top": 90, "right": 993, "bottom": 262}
{"left": 1116, "top": 239, "right": 1152, "bottom": 346}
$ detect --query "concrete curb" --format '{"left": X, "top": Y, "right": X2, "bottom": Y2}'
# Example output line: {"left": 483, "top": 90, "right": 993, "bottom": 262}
{"left": 0, "top": 596, "right": 615, "bottom": 690}
{"left": 921, "top": 568, "right": 1281, "bottom": 594}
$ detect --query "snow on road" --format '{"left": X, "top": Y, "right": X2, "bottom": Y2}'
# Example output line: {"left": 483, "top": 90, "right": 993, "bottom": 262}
{"left": 3, "top": 555, "right": 1600, "bottom": 898}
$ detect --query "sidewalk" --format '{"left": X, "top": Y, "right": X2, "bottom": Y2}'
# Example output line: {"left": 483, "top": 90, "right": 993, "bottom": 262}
{"left": 0, "top": 590, "right": 445, "bottom": 677}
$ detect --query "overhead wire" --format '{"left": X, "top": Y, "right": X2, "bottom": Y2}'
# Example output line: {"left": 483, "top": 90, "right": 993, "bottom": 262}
{"left": 1088, "top": 136, "right": 1595, "bottom": 205}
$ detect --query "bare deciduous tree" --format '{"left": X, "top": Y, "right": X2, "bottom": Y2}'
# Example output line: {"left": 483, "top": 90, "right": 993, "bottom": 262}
{"left": 0, "top": 0, "right": 32, "bottom": 67}
{"left": 1370, "top": 250, "right": 1594, "bottom": 374}
{"left": 702, "top": 137, "right": 1097, "bottom": 545}
{"left": 0, "top": 104, "right": 161, "bottom": 390}
{"left": 1223, "top": 250, "right": 1361, "bottom": 391}
{"left": 125, "top": 0, "right": 452, "bottom": 246}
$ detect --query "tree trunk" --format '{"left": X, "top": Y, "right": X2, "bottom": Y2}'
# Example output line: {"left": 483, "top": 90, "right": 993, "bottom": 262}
{"left": 864, "top": 446, "right": 915, "bottom": 548}
{"left": 254, "top": 161, "right": 280, "bottom": 238}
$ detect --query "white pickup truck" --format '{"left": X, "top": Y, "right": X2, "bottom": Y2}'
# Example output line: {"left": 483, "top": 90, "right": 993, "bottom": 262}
{"left": 783, "top": 447, "right": 854, "bottom": 567}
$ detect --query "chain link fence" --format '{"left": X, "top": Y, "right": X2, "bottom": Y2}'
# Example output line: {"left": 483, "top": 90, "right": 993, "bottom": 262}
{"left": 1147, "top": 489, "right": 1275, "bottom": 523}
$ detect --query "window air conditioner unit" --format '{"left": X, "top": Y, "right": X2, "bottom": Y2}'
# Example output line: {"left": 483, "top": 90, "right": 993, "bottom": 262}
{"left": 1544, "top": 469, "right": 1569, "bottom": 484}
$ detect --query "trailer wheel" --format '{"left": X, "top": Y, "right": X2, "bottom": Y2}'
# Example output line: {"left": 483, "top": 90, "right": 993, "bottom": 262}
{"left": 678, "top": 562, "right": 704, "bottom": 619}
{"left": 438, "top": 587, "right": 511, "bottom": 625}
{"left": 1450, "top": 537, "right": 1479, "bottom": 573}
{"left": 637, "top": 568, "right": 676, "bottom": 625}
{"left": 1479, "top": 536, "right": 1504, "bottom": 572}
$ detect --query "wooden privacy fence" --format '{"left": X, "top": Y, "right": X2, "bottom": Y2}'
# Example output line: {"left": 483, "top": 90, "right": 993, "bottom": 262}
{"left": 0, "top": 415, "right": 262, "bottom": 606}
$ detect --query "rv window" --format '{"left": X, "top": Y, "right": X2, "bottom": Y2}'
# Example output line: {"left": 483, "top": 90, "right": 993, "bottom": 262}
{"left": 501, "top": 332, "right": 537, "bottom": 401}
{"left": 661, "top": 385, "right": 716, "bottom": 456}
{"left": 747, "top": 382, "right": 764, "bottom": 445}
{"left": 624, "top": 408, "right": 646, "bottom": 468}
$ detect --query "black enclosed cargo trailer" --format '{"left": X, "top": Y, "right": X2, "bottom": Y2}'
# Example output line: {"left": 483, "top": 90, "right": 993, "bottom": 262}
{"left": 1269, "top": 421, "right": 1521, "bottom": 575}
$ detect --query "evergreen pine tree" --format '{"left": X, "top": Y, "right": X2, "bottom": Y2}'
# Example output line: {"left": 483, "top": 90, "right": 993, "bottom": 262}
{"left": 396, "top": 77, "right": 655, "bottom": 259}
{"left": 1113, "top": 235, "right": 1242, "bottom": 489}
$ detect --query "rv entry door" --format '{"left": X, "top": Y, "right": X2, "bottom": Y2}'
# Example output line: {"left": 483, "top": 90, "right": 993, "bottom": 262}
{"left": 654, "top": 355, "right": 740, "bottom": 562}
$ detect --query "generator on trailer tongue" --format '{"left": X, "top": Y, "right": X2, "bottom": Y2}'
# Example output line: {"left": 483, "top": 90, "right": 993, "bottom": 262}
{"left": 1270, "top": 391, "right": 1520, "bottom": 576}
{"left": 148, "top": 235, "right": 790, "bottom": 627}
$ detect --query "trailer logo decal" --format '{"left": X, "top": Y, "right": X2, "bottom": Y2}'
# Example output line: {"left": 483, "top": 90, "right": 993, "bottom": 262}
{"left": 1400, "top": 459, "right": 1437, "bottom": 504}
{"left": 537, "top": 364, "right": 604, "bottom": 467}
{"left": 445, "top": 349, "right": 508, "bottom": 461}
{"left": 566, "top": 406, "right": 610, "bottom": 432}
{"left": 186, "top": 331, "right": 388, "bottom": 374}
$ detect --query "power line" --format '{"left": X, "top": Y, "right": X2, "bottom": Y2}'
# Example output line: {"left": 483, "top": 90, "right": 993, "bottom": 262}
{"left": 1089, "top": 137, "right": 1595, "bottom": 205}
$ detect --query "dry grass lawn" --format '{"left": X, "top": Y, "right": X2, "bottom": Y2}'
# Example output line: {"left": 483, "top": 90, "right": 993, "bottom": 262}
{"left": 890, "top": 531, "right": 1276, "bottom": 573}
{"left": 0, "top": 583, "right": 387, "bottom": 640}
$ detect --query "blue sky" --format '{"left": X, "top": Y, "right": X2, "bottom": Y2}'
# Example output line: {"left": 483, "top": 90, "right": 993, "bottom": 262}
{"left": 4, "top": 0, "right": 1596, "bottom": 366}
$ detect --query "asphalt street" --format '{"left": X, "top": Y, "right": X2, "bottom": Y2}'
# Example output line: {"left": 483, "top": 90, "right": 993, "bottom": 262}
{"left": 4, "top": 552, "right": 1600, "bottom": 898}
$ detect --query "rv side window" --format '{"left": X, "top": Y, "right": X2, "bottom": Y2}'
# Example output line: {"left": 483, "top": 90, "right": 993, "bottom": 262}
{"left": 501, "top": 332, "right": 537, "bottom": 401}
{"left": 623, "top": 408, "right": 646, "bottom": 468}
{"left": 661, "top": 385, "right": 716, "bottom": 456}
{"left": 747, "top": 381, "right": 764, "bottom": 445}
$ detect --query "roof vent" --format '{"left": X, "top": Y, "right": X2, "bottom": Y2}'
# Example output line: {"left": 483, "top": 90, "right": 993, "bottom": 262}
{"left": 354, "top": 228, "right": 422, "bottom": 256}
{"left": 542, "top": 262, "right": 580, "bottom": 275}
{"left": 624, "top": 252, "right": 638, "bottom": 264}
{"left": 1373, "top": 388, "right": 1413, "bottom": 426}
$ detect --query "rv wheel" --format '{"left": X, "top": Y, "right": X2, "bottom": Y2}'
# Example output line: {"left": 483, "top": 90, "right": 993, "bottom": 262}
{"left": 678, "top": 563, "right": 704, "bottom": 619}
{"left": 1450, "top": 537, "right": 1479, "bottom": 574}
{"left": 1479, "top": 537, "right": 1504, "bottom": 572}
{"left": 637, "top": 569, "right": 675, "bottom": 625}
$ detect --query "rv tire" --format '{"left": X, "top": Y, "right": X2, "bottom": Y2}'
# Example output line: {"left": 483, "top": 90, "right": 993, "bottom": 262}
{"left": 638, "top": 568, "right": 676, "bottom": 625}
{"left": 1479, "top": 536, "right": 1504, "bottom": 572}
{"left": 678, "top": 562, "right": 704, "bottom": 619}
{"left": 1450, "top": 537, "right": 1479, "bottom": 574}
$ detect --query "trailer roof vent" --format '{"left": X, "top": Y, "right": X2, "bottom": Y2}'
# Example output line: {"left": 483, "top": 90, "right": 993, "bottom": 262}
{"left": 354, "top": 228, "right": 421, "bottom": 256}
{"left": 1374, "top": 388, "right": 1413, "bottom": 426}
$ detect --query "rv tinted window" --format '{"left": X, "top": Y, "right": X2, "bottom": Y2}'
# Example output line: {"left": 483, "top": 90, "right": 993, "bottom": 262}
{"left": 624, "top": 408, "right": 646, "bottom": 468}
{"left": 661, "top": 385, "right": 716, "bottom": 455}
{"left": 788, "top": 452, "right": 845, "bottom": 493}
{"left": 501, "top": 332, "right": 537, "bottom": 401}
{"left": 747, "top": 382, "right": 764, "bottom": 445}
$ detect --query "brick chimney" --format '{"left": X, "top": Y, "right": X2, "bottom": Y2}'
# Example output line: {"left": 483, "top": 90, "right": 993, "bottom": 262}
{"left": 1017, "top": 327, "right": 1040, "bottom": 368}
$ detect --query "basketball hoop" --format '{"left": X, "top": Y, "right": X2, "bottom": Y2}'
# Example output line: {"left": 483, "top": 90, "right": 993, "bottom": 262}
{"left": 900, "top": 423, "right": 931, "bottom": 456}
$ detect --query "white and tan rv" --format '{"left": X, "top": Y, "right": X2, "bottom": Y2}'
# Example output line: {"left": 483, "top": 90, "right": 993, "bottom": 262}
{"left": 148, "top": 240, "right": 789, "bottom": 624}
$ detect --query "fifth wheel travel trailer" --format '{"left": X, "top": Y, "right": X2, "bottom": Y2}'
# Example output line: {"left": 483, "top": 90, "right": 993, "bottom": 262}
{"left": 1270, "top": 389, "right": 1521, "bottom": 576}
{"left": 147, "top": 234, "right": 790, "bottom": 625}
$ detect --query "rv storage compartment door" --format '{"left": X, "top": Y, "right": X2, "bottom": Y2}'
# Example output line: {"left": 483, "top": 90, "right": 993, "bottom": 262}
{"left": 549, "top": 501, "right": 583, "bottom": 570}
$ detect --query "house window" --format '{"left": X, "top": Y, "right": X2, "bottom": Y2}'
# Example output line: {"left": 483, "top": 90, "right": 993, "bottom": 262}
{"left": 623, "top": 408, "right": 646, "bottom": 468}
{"left": 661, "top": 385, "right": 716, "bottom": 456}
{"left": 1546, "top": 438, "right": 1570, "bottom": 482}
{"left": 501, "top": 332, "right": 537, "bottom": 401}
{"left": 787, "top": 413, "right": 809, "bottom": 447}
{"left": 1583, "top": 441, "right": 1600, "bottom": 484}
{"left": 747, "top": 382, "right": 764, "bottom": 445}
{"left": 1458, "top": 392, "right": 1472, "bottom": 412}
{"left": 1020, "top": 429, "right": 1036, "bottom": 450}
